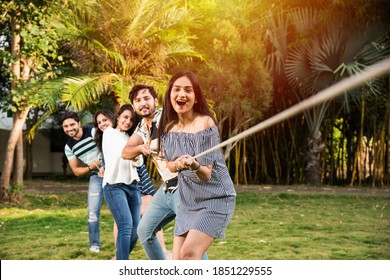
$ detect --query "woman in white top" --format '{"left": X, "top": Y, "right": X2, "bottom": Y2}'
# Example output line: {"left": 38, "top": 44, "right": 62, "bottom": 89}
{"left": 102, "top": 104, "right": 141, "bottom": 260}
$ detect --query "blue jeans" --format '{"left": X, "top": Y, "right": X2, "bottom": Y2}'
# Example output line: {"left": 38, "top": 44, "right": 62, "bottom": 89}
{"left": 88, "top": 174, "right": 103, "bottom": 250}
{"left": 103, "top": 183, "right": 141, "bottom": 260}
{"left": 138, "top": 187, "right": 208, "bottom": 260}
{"left": 137, "top": 186, "right": 178, "bottom": 260}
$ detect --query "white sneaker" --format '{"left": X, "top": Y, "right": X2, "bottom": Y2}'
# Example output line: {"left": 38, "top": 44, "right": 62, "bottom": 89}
{"left": 90, "top": 247, "right": 100, "bottom": 253}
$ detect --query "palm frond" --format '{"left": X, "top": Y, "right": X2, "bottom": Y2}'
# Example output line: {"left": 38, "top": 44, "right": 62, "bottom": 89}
{"left": 286, "top": 45, "right": 311, "bottom": 87}
{"left": 288, "top": 7, "right": 319, "bottom": 33}
{"left": 264, "top": 11, "right": 288, "bottom": 74}
{"left": 111, "top": 78, "right": 132, "bottom": 106}
{"left": 62, "top": 75, "right": 112, "bottom": 110}
{"left": 303, "top": 102, "right": 330, "bottom": 134}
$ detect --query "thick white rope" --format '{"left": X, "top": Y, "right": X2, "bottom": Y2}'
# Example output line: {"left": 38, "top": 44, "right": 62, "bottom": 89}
{"left": 193, "top": 57, "right": 390, "bottom": 160}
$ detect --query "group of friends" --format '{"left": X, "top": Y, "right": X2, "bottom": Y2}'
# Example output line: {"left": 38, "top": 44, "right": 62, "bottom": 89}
{"left": 61, "top": 71, "right": 236, "bottom": 260}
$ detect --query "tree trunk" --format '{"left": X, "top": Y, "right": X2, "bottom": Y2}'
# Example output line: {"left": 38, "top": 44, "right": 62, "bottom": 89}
{"left": 13, "top": 132, "right": 24, "bottom": 185}
{"left": 0, "top": 9, "right": 31, "bottom": 202}
{"left": 305, "top": 130, "right": 325, "bottom": 185}
{"left": 1, "top": 108, "right": 31, "bottom": 202}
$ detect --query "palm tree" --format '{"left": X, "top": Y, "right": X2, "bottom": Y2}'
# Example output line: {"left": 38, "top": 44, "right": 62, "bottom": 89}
{"left": 56, "top": 0, "right": 202, "bottom": 110}
{"left": 265, "top": 7, "right": 390, "bottom": 184}
{"left": 286, "top": 10, "right": 390, "bottom": 184}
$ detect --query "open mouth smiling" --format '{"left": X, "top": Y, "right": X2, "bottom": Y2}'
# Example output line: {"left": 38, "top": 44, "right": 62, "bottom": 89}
{"left": 177, "top": 100, "right": 187, "bottom": 106}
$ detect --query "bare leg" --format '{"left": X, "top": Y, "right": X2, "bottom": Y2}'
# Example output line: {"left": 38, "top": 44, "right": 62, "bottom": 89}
{"left": 172, "top": 235, "right": 185, "bottom": 260}
{"left": 174, "top": 230, "right": 214, "bottom": 260}
{"left": 140, "top": 195, "right": 153, "bottom": 217}
{"left": 157, "top": 230, "right": 171, "bottom": 259}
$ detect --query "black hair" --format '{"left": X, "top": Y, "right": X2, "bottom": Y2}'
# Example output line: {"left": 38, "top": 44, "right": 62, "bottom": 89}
{"left": 158, "top": 71, "right": 216, "bottom": 150}
{"left": 129, "top": 84, "right": 157, "bottom": 103}
{"left": 61, "top": 111, "right": 79, "bottom": 125}
{"left": 93, "top": 109, "right": 115, "bottom": 152}
{"left": 114, "top": 104, "right": 138, "bottom": 136}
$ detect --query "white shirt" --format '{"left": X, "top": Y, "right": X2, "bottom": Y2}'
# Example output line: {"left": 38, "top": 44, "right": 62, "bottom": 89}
{"left": 102, "top": 127, "right": 139, "bottom": 187}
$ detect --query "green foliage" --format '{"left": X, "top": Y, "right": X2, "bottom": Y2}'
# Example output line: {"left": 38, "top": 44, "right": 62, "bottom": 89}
{"left": 56, "top": 0, "right": 202, "bottom": 110}
{"left": 182, "top": 0, "right": 274, "bottom": 128}
{"left": 0, "top": 0, "right": 70, "bottom": 110}
{"left": 285, "top": 13, "right": 390, "bottom": 99}
{"left": 1, "top": 0, "right": 388, "bottom": 187}
{"left": 262, "top": 2, "right": 390, "bottom": 185}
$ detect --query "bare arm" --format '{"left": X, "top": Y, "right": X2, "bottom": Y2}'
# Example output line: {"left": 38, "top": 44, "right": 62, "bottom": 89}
{"left": 122, "top": 133, "right": 152, "bottom": 159}
{"left": 68, "top": 158, "right": 99, "bottom": 177}
{"left": 184, "top": 157, "right": 212, "bottom": 182}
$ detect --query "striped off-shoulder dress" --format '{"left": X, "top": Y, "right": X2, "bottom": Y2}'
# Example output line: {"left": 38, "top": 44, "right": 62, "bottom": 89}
{"left": 161, "top": 126, "right": 236, "bottom": 238}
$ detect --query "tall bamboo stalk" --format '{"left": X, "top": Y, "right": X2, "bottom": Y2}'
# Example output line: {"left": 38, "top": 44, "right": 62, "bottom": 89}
{"left": 253, "top": 134, "right": 259, "bottom": 182}
{"left": 234, "top": 141, "right": 241, "bottom": 184}
{"left": 243, "top": 133, "right": 248, "bottom": 185}
{"left": 376, "top": 83, "right": 390, "bottom": 186}
{"left": 371, "top": 96, "right": 377, "bottom": 187}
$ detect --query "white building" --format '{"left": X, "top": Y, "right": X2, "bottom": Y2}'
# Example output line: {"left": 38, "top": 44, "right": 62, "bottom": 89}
{"left": 0, "top": 110, "right": 64, "bottom": 176}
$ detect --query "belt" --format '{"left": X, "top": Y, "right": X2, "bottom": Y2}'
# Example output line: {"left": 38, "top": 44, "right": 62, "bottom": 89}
{"left": 131, "top": 180, "right": 138, "bottom": 185}
{"left": 163, "top": 177, "right": 178, "bottom": 193}
{"left": 166, "top": 186, "right": 177, "bottom": 193}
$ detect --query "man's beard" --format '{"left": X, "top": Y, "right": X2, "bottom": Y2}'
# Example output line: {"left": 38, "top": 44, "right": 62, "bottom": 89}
{"left": 69, "top": 127, "right": 80, "bottom": 138}
{"left": 138, "top": 106, "right": 155, "bottom": 118}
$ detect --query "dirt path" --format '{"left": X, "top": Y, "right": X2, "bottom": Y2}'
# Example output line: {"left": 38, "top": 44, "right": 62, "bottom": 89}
{"left": 23, "top": 179, "right": 390, "bottom": 195}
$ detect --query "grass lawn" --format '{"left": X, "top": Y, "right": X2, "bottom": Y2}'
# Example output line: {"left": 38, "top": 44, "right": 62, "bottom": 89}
{"left": 0, "top": 183, "right": 389, "bottom": 260}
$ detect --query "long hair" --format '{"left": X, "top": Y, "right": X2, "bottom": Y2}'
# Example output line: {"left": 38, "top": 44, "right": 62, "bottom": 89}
{"left": 93, "top": 109, "right": 115, "bottom": 152}
{"left": 114, "top": 104, "right": 138, "bottom": 136}
{"left": 158, "top": 71, "right": 216, "bottom": 150}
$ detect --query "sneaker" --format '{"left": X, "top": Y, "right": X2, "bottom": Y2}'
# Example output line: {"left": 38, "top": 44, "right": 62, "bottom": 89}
{"left": 164, "top": 251, "right": 172, "bottom": 260}
{"left": 90, "top": 247, "right": 100, "bottom": 253}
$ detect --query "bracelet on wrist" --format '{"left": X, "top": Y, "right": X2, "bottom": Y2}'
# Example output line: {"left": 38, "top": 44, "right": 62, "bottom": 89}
{"left": 191, "top": 161, "right": 201, "bottom": 172}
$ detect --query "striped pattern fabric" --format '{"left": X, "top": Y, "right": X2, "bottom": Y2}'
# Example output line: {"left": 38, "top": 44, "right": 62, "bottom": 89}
{"left": 162, "top": 126, "right": 236, "bottom": 238}
{"left": 136, "top": 164, "right": 155, "bottom": 195}
{"left": 135, "top": 108, "right": 178, "bottom": 182}
{"left": 64, "top": 127, "right": 101, "bottom": 175}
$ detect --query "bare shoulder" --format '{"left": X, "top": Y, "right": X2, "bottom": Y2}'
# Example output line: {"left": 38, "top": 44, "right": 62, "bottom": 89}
{"left": 196, "top": 115, "right": 216, "bottom": 130}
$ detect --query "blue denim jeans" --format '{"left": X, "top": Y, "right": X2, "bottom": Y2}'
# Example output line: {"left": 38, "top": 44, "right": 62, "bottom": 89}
{"left": 137, "top": 186, "right": 208, "bottom": 260}
{"left": 137, "top": 186, "right": 178, "bottom": 260}
{"left": 103, "top": 183, "right": 141, "bottom": 260}
{"left": 88, "top": 174, "right": 103, "bottom": 250}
